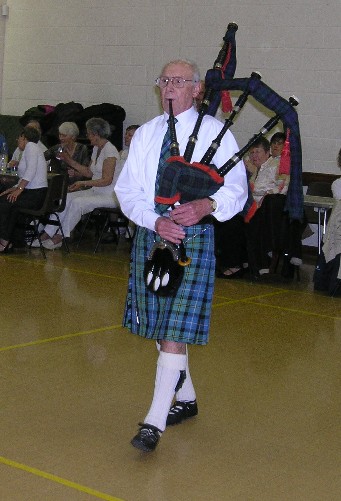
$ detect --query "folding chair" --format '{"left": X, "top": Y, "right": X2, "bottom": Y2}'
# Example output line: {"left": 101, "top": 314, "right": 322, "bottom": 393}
{"left": 77, "top": 206, "right": 133, "bottom": 253}
{"left": 19, "top": 173, "right": 69, "bottom": 258}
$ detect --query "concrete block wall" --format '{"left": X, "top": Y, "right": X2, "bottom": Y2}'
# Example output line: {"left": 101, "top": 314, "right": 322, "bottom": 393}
{"left": 1, "top": 0, "right": 340, "bottom": 173}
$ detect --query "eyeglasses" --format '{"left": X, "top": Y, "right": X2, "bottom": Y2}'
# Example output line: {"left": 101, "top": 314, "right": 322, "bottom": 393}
{"left": 155, "top": 76, "right": 195, "bottom": 88}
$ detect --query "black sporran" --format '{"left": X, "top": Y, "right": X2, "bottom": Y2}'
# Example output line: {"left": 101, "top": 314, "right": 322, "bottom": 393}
{"left": 144, "top": 239, "right": 191, "bottom": 297}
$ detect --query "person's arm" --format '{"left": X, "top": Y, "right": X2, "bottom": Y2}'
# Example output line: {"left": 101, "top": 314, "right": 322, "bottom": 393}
{"left": 66, "top": 144, "right": 90, "bottom": 179}
{"left": 1, "top": 179, "right": 29, "bottom": 202}
{"left": 44, "top": 145, "right": 58, "bottom": 161}
{"left": 275, "top": 173, "right": 290, "bottom": 195}
{"left": 244, "top": 157, "right": 258, "bottom": 177}
{"left": 68, "top": 156, "right": 116, "bottom": 192}
{"left": 59, "top": 150, "right": 93, "bottom": 178}
{"left": 115, "top": 125, "right": 165, "bottom": 232}
{"left": 8, "top": 147, "right": 21, "bottom": 168}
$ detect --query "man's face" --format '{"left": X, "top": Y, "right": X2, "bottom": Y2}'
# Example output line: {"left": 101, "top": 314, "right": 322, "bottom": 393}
{"left": 159, "top": 62, "right": 200, "bottom": 116}
{"left": 248, "top": 146, "right": 270, "bottom": 168}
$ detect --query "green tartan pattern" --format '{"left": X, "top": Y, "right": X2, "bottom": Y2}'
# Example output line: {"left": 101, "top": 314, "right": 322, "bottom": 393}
{"left": 123, "top": 224, "right": 215, "bottom": 345}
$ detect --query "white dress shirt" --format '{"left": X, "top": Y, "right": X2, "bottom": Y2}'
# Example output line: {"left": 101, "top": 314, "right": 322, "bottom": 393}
{"left": 115, "top": 106, "right": 247, "bottom": 231}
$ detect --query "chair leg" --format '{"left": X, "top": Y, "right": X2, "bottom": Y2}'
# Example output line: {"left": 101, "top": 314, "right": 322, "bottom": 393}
{"left": 26, "top": 217, "right": 47, "bottom": 259}
{"left": 76, "top": 212, "right": 92, "bottom": 249}
{"left": 269, "top": 251, "right": 280, "bottom": 274}
{"left": 54, "top": 214, "right": 69, "bottom": 253}
{"left": 94, "top": 214, "right": 112, "bottom": 253}
{"left": 281, "top": 253, "right": 300, "bottom": 281}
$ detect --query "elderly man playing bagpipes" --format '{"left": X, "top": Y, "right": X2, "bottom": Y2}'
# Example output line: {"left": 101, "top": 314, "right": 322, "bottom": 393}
{"left": 116, "top": 18, "right": 303, "bottom": 451}
{"left": 115, "top": 55, "right": 248, "bottom": 451}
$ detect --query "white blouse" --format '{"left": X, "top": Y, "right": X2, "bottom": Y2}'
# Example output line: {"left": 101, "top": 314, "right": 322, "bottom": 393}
{"left": 17, "top": 142, "right": 48, "bottom": 189}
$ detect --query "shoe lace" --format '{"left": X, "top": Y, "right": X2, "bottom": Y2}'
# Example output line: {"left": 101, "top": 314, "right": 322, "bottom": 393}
{"left": 138, "top": 424, "right": 161, "bottom": 442}
{"left": 168, "top": 401, "right": 189, "bottom": 416}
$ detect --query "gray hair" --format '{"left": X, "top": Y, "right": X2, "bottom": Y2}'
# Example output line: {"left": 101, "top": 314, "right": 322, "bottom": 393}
{"left": 58, "top": 121, "right": 79, "bottom": 138}
{"left": 161, "top": 59, "right": 200, "bottom": 83}
{"left": 86, "top": 117, "right": 111, "bottom": 139}
{"left": 27, "top": 120, "right": 42, "bottom": 137}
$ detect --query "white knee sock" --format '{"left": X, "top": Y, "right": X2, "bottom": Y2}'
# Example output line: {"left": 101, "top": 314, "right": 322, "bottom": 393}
{"left": 144, "top": 351, "right": 187, "bottom": 432}
{"left": 175, "top": 348, "right": 196, "bottom": 402}
{"left": 155, "top": 342, "right": 196, "bottom": 403}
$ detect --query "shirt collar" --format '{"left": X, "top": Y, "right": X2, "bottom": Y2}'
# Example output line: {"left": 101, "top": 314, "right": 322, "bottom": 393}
{"left": 162, "top": 106, "right": 197, "bottom": 128}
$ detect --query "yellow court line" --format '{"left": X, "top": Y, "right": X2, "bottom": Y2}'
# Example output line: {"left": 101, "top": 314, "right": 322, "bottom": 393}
{"left": 214, "top": 289, "right": 287, "bottom": 306}
{"left": 4, "top": 250, "right": 129, "bottom": 266}
{"left": 214, "top": 294, "right": 340, "bottom": 321}
{"left": 245, "top": 299, "right": 341, "bottom": 320}
{"left": 3, "top": 255, "right": 127, "bottom": 280}
{"left": 0, "top": 456, "right": 124, "bottom": 501}
{"left": 0, "top": 324, "right": 123, "bottom": 353}
{"left": 55, "top": 265, "right": 127, "bottom": 280}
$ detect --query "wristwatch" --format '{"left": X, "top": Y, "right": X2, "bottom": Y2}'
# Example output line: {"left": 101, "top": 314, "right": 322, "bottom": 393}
{"left": 208, "top": 197, "right": 217, "bottom": 212}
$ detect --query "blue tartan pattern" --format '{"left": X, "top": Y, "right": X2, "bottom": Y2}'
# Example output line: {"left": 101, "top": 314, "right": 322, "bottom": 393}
{"left": 123, "top": 223, "right": 215, "bottom": 345}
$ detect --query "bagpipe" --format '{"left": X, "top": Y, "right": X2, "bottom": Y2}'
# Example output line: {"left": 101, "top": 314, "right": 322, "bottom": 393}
{"left": 144, "top": 22, "right": 303, "bottom": 297}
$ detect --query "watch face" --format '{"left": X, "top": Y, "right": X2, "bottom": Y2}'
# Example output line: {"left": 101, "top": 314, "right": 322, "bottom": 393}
{"left": 209, "top": 198, "right": 217, "bottom": 211}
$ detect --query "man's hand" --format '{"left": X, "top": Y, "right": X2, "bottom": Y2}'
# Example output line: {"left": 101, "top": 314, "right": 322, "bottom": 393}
{"left": 155, "top": 216, "right": 186, "bottom": 244}
{"left": 170, "top": 198, "right": 213, "bottom": 226}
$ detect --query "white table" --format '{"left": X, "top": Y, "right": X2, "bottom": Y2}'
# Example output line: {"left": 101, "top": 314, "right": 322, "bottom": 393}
{"left": 304, "top": 195, "right": 335, "bottom": 254}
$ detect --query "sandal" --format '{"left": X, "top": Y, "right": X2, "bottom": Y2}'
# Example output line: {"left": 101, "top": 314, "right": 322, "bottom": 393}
{"left": 217, "top": 267, "right": 244, "bottom": 279}
{"left": 0, "top": 241, "right": 10, "bottom": 253}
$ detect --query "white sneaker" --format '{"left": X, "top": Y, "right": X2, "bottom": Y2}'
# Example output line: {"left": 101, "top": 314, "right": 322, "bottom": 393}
{"left": 30, "top": 238, "right": 42, "bottom": 248}
{"left": 42, "top": 239, "right": 62, "bottom": 250}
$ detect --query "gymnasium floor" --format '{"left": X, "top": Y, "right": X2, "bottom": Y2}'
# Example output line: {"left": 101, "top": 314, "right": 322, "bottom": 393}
{"left": 0, "top": 238, "right": 340, "bottom": 501}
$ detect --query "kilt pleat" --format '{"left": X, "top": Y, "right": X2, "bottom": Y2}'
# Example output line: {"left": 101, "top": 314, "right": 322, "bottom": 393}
{"left": 123, "top": 224, "right": 215, "bottom": 345}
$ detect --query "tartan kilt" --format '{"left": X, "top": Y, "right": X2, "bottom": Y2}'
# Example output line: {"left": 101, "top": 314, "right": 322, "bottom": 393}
{"left": 123, "top": 223, "right": 215, "bottom": 345}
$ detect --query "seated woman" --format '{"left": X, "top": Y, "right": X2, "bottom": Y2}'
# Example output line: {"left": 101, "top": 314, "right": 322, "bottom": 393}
{"left": 8, "top": 119, "right": 47, "bottom": 172}
{"left": 214, "top": 213, "right": 248, "bottom": 278}
{"left": 246, "top": 133, "right": 291, "bottom": 276}
{"left": 251, "top": 132, "right": 289, "bottom": 206}
{"left": 215, "top": 137, "right": 272, "bottom": 279}
{"left": 33, "top": 117, "right": 119, "bottom": 250}
{"left": 44, "top": 122, "right": 90, "bottom": 185}
{"left": 0, "top": 126, "right": 48, "bottom": 251}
